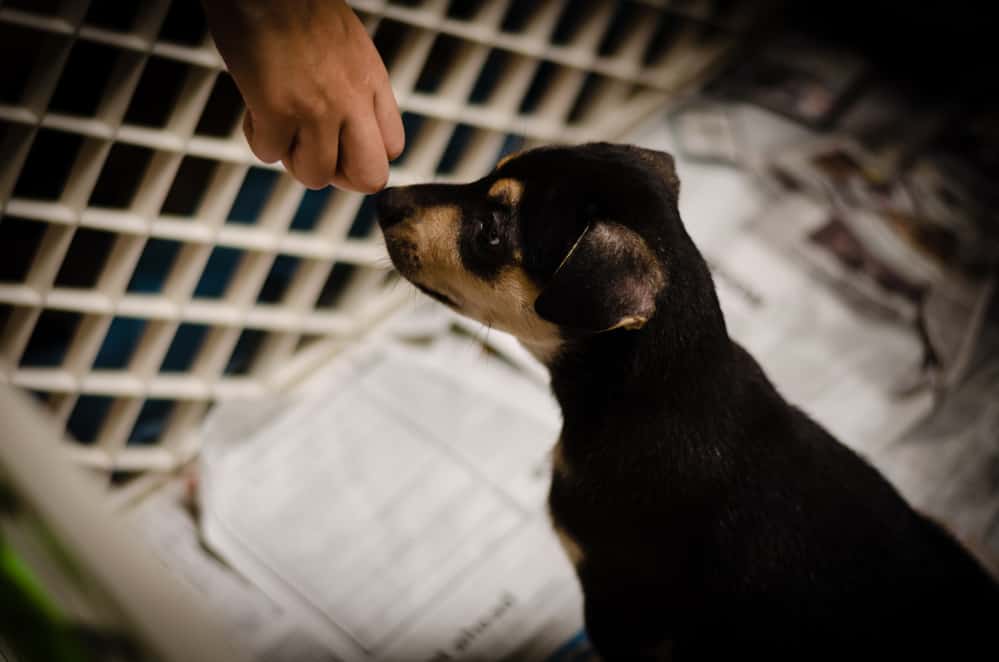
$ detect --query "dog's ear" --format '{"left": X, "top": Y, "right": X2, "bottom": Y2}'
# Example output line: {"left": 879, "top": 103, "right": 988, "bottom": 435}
{"left": 534, "top": 222, "right": 664, "bottom": 332}
{"left": 629, "top": 145, "right": 680, "bottom": 198}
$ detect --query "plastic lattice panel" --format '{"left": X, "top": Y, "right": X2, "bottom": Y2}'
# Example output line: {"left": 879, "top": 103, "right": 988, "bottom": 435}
{"left": 0, "top": 0, "right": 752, "bottom": 480}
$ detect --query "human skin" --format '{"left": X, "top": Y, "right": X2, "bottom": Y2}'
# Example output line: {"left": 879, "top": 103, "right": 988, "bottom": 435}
{"left": 202, "top": 0, "right": 405, "bottom": 192}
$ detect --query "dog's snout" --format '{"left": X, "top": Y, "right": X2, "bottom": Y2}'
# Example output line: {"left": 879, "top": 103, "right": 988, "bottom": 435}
{"left": 375, "top": 186, "right": 410, "bottom": 230}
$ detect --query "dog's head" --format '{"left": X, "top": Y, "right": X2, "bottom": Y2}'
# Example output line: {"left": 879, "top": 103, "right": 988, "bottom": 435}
{"left": 377, "top": 142, "right": 694, "bottom": 363}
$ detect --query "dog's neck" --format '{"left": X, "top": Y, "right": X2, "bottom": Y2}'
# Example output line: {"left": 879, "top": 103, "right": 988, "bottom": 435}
{"left": 550, "top": 315, "right": 731, "bottom": 415}
{"left": 519, "top": 336, "right": 565, "bottom": 365}
{"left": 546, "top": 256, "right": 737, "bottom": 443}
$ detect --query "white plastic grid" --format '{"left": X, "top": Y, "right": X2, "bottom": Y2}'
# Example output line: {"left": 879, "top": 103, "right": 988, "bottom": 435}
{"left": 0, "top": 0, "right": 751, "bottom": 480}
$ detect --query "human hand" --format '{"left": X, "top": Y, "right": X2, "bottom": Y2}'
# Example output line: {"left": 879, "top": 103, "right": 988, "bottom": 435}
{"left": 202, "top": 0, "right": 404, "bottom": 192}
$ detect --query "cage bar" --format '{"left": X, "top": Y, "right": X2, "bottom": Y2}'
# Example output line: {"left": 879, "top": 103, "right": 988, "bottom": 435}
{"left": 0, "top": 0, "right": 749, "bottom": 479}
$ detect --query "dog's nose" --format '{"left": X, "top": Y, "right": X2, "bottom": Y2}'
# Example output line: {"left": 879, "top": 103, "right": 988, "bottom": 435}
{"left": 375, "top": 186, "right": 409, "bottom": 230}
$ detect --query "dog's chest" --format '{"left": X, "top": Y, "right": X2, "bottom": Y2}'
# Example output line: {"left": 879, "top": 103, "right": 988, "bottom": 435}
{"left": 548, "top": 478, "right": 585, "bottom": 568}
{"left": 548, "top": 466, "right": 642, "bottom": 573}
{"left": 547, "top": 436, "right": 633, "bottom": 570}
{"left": 546, "top": 433, "right": 692, "bottom": 572}
{"left": 547, "top": 438, "right": 586, "bottom": 567}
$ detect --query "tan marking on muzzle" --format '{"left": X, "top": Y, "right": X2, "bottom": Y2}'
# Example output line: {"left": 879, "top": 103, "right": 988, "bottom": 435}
{"left": 392, "top": 202, "right": 562, "bottom": 363}
{"left": 488, "top": 178, "right": 524, "bottom": 206}
{"left": 457, "top": 266, "right": 561, "bottom": 361}
{"left": 408, "top": 204, "right": 461, "bottom": 266}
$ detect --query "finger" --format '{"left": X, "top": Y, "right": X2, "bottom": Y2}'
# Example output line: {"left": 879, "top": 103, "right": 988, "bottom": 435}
{"left": 374, "top": 85, "right": 405, "bottom": 161}
{"left": 243, "top": 108, "right": 295, "bottom": 164}
{"left": 330, "top": 172, "right": 354, "bottom": 191}
{"left": 285, "top": 122, "right": 341, "bottom": 190}
{"left": 337, "top": 114, "right": 390, "bottom": 193}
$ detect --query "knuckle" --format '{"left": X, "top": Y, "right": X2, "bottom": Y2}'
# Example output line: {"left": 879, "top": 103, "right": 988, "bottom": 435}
{"left": 258, "top": 92, "right": 296, "bottom": 121}
{"left": 290, "top": 90, "right": 330, "bottom": 120}
{"left": 355, "top": 167, "right": 388, "bottom": 194}
{"left": 304, "top": 165, "right": 330, "bottom": 189}
{"left": 257, "top": 152, "right": 282, "bottom": 165}
{"left": 248, "top": 142, "right": 281, "bottom": 164}
{"left": 292, "top": 163, "right": 327, "bottom": 190}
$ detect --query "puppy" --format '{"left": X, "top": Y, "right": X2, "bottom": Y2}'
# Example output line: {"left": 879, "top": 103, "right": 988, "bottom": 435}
{"left": 375, "top": 143, "right": 999, "bottom": 659}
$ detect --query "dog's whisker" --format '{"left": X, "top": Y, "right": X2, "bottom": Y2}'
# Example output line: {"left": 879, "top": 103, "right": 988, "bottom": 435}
{"left": 476, "top": 323, "right": 493, "bottom": 360}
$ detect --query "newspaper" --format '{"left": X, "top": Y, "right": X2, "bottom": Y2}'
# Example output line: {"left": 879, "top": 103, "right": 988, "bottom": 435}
{"left": 767, "top": 136, "right": 997, "bottom": 390}
{"left": 195, "top": 334, "right": 589, "bottom": 662}
{"left": 705, "top": 40, "right": 999, "bottom": 391}
{"left": 667, "top": 99, "right": 744, "bottom": 166}
{"left": 875, "top": 349, "right": 999, "bottom": 573}
{"left": 126, "top": 479, "right": 330, "bottom": 662}
{"left": 708, "top": 34, "right": 867, "bottom": 129}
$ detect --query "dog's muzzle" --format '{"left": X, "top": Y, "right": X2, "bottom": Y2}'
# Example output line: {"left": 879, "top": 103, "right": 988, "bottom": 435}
{"left": 375, "top": 186, "right": 416, "bottom": 272}
{"left": 374, "top": 186, "right": 410, "bottom": 231}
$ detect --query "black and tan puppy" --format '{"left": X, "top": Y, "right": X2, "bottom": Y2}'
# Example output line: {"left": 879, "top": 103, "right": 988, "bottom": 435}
{"left": 375, "top": 143, "right": 999, "bottom": 659}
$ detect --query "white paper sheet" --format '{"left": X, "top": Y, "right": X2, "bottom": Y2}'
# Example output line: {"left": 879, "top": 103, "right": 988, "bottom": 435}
{"left": 198, "top": 338, "right": 587, "bottom": 662}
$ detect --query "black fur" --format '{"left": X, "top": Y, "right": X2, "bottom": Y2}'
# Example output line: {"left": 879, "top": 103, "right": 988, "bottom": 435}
{"left": 377, "top": 143, "right": 999, "bottom": 660}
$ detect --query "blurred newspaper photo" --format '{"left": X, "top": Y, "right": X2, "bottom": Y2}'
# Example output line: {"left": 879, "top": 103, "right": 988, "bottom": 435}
{"left": 768, "top": 136, "right": 997, "bottom": 390}
{"left": 707, "top": 37, "right": 998, "bottom": 393}
{"left": 668, "top": 100, "right": 743, "bottom": 166}
{"left": 710, "top": 35, "right": 867, "bottom": 128}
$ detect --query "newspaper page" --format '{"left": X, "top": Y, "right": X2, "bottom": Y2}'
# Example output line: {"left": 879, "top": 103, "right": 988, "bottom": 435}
{"left": 126, "top": 478, "right": 332, "bottom": 662}
{"left": 196, "top": 334, "right": 589, "bottom": 662}
{"left": 766, "top": 136, "right": 997, "bottom": 389}
{"left": 703, "top": 41, "right": 999, "bottom": 391}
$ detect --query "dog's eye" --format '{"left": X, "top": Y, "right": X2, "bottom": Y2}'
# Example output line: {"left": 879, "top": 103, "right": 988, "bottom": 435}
{"left": 479, "top": 211, "right": 505, "bottom": 251}
{"left": 481, "top": 229, "right": 502, "bottom": 251}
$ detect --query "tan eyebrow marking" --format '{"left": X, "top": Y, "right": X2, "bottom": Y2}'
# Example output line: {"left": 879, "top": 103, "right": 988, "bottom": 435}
{"left": 488, "top": 178, "right": 524, "bottom": 205}
{"left": 496, "top": 150, "right": 523, "bottom": 169}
